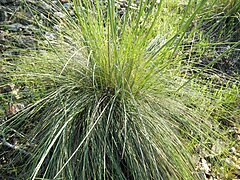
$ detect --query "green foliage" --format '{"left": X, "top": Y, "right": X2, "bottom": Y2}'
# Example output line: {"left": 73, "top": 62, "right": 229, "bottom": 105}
{"left": 0, "top": 0, "right": 239, "bottom": 179}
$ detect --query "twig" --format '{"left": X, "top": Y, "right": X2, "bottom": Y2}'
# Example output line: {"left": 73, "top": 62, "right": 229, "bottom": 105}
{"left": 0, "top": 137, "right": 31, "bottom": 156}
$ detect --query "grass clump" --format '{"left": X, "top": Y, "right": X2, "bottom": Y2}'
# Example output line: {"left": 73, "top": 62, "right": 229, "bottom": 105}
{"left": 0, "top": 0, "right": 239, "bottom": 179}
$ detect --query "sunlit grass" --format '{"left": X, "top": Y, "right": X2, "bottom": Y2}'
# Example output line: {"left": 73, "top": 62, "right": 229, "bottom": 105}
{"left": 0, "top": 0, "right": 239, "bottom": 179}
